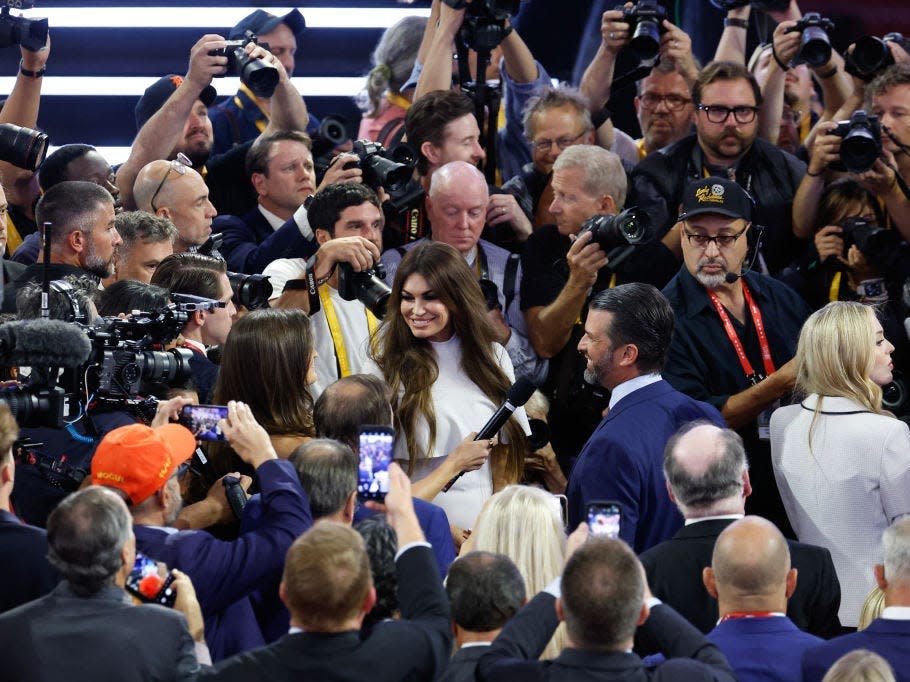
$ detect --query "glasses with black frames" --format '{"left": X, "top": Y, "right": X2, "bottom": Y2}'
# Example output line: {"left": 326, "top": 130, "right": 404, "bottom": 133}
{"left": 696, "top": 104, "right": 760, "bottom": 125}
{"left": 682, "top": 224, "right": 749, "bottom": 249}
{"left": 149, "top": 153, "right": 192, "bottom": 211}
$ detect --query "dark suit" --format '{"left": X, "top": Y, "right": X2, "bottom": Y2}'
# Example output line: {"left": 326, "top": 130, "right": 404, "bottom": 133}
{"left": 566, "top": 379, "right": 725, "bottom": 553}
{"left": 803, "top": 618, "right": 910, "bottom": 682}
{"left": 639, "top": 518, "right": 842, "bottom": 641}
{"left": 478, "top": 592, "right": 736, "bottom": 681}
{"left": 0, "top": 509, "right": 58, "bottom": 613}
{"left": 199, "top": 544, "right": 452, "bottom": 681}
{"left": 2, "top": 259, "right": 24, "bottom": 286}
{"left": 0, "top": 262, "right": 96, "bottom": 314}
{"left": 707, "top": 616, "right": 823, "bottom": 682}
{"left": 0, "top": 582, "right": 200, "bottom": 682}
{"left": 437, "top": 644, "right": 490, "bottom": 682}
{"left": 212, "top": 206, "right": 317, "bottom": 275}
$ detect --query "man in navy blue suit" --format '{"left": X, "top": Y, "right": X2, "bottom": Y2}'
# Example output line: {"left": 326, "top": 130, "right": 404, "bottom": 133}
{"left": 704, "top": 516, "right": 823, "bottom": 681}
{"left": 566, "top": 282, "right": 725, "bottom": 552}
{"left": 803, "top": 518, "right": 910, "bottom": 682}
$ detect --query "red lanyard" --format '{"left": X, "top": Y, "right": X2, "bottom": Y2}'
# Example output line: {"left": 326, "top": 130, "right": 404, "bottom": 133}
{"left": 720, "top": 611, "right": 781, "bottom": 622}
{"left": 707, "top": 280, "right": 775, "bottom": 384}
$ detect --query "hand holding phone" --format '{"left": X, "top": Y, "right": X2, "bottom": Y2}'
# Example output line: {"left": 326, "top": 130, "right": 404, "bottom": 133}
{"left": 586, "top": 500, "right": 622, "bottom": 539}
{"left": 125, "top": 552, "right": 177, "bottom": 607}
{"left": 358, "top": 425, "right": 394, "bottom": 502}
{"left": 179, "top": 404, "right": 229, "bottom": 441}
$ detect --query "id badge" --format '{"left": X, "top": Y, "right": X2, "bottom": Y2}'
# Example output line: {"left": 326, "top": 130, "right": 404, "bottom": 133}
{"left": 757, "top": 399, "right": 780, "bottom": 440}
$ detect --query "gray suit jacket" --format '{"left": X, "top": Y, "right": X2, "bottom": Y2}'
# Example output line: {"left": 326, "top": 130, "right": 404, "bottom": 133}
{"left": 0, "top": 582, "right": 201, "bottom": 682}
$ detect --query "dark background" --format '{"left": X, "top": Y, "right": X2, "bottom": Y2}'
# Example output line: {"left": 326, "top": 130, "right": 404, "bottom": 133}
{"left": 2, "top": 0, "right": 906, "bottom": 152}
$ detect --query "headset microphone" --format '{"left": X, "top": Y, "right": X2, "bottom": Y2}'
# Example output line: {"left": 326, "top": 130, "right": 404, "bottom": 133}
{"left": 723, "top": 224, "right": 764, "bottom": 285}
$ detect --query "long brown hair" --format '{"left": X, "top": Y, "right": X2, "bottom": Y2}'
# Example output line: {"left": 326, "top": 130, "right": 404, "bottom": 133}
{"left": 370, "top": 241, "right": 525, "bottom": 483}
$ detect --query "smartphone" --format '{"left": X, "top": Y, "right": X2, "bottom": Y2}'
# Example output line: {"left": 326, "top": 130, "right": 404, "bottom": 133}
{"left": 587, "top": 500, "right": 622, "bottom": 539}
{"left": 125, "top": 552, "right": 177, "bottom": 607}
{"left": 179, "top": 404, "right": 229, "bottom": 441}
{"left": 358, "top": 425, "right": 395, "bottom": 502}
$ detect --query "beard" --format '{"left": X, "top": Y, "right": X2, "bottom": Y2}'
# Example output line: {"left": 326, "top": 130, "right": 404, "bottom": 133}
{"left": 83, "top": 243, "right": 114, "bottom": 279}
{"left": 695, "top": 257, "right": 729, "bottom": 289}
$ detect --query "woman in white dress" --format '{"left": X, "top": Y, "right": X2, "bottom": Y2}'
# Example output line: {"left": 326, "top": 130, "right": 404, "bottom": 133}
{"left": 369, "top": 241, "right": 529, "bottom": 535}
{"left": 770, "top": 301, "right": 910, "bottom": 627}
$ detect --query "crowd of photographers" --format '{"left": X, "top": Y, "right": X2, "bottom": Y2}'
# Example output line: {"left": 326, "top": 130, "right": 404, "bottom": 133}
{"left": 1, "top": 0, "right": 910, "bottom": 679}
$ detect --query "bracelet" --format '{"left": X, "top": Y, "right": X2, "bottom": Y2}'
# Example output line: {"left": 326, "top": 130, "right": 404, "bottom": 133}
{"left": 816, "top": 65, "right": 838, "bottom": 79}
{"left": 18, "top": 59, "right": 45, "bottom": 79}
{"left": 772, "top": 46, "right": 790, "bottom": 71}
{"left": 724, "top": 17, "right": 749, "bottom": 29}
{"left": 806, "top": 167, "right": 826, "bottom": 177}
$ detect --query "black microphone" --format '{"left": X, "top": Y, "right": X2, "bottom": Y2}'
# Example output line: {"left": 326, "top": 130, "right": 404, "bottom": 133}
{"left": 723, "top": 225, "right": 765, "bottom": 285}
{"left": 442, "top": 376, "right": 537, "bottom": 493}
{"left": 0, "top": 319, "right": 92, "bottom": 367}
{"left": 724, "top": 271, "right": 742, "bottom": 284}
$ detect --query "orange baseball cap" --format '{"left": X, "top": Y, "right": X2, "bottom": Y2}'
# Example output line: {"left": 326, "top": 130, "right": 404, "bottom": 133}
{"left": 91, "top": 423, "right": 197, "bottom": 505}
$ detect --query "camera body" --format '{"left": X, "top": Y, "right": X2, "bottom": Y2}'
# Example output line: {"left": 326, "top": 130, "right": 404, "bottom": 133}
{"left": 208, "top": 31, "right": 279, "bottom": 99}
{"left": 442, "top": 0, "right": 520, "bottom": 20}
{"left": 0, "top": 2, "right": 48, "bottom": 52}
{"left": 841, "top": 216, "right": 886, "bottom": 256}
{"left": 850, "top": 33, "right": 910, "bottom": 81}
{"left": 336, "top": 261, "right": 391, "bottom": 319}
{"left": 343, "top": 140, "right": 414, "bottom": 194}
{"left": 577, "top": 208, "right": 646, "bottom": 251}
{"left": 785, "top": 12, "right": 834, "bottom": 68}
{"left": 616, "top": 1, "right": 667, "bottom": 61}
{"left": 832, "top": 110, "right": 882, "bottom": 174}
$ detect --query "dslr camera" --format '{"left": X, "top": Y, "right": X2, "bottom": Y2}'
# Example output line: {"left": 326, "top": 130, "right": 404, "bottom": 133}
{"left": 343, "top": 140, "right": 414, "bottom": 194}
{"left": 841, "top": 216, "right": 886, "bottom": 257}
{"left": 336, "top": 260, "right": 391, "bottom": 320}
{"left": 849, "top": 33, "right": 910, "bottom": 81}
{"left": 577, "top": 208, "right": 646, "bottom": 251}
{"left": 831, "top": 110, "right": 882, "bottom": 174}
{"left": 616, "top": 1, "right": 667, "bottom": 62}
{"left": 442, "top": 0, "right": 520, "bottom": 51}
{"left": 785, "top": 12, "right": 834, "bottom": 68}
{"left": 0, "top": 0, "right": 47, "bottom": 52}
{"left": 227, "top": 272, "right": 272, "bottom": 310}
{"left": 209, "top": 30, "right": 279, "bottom": 99}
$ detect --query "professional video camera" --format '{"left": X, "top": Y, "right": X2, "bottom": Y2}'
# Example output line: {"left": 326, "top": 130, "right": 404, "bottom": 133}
{"left": 785, "top": 12, "right": 834, "bottom": 68}
{"left": 616, "top": 1, "right": 667, "bottom": 62}
{"left": 336, "top": 260, "right": 391, "bottom": 319}
{"left": 0, "top": 0, "right": 47, "bottom": 52}
{"left": 848, "top": 33, "right": 910, "bottom": 81}
{"left": 209, "top": 30, "right": 279, "bottom": 99}
{"left": 708, "top": 0, "right": 789, "bottom": 11}
{"left": 831, "top": 110, "right": 882, "bottom": 174}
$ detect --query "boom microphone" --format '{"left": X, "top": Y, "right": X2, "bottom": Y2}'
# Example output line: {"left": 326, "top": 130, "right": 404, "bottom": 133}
{"left": 442, "top": 376, "right": 537, "bottom": 493}
{"left": 0, "top": 319, "right": 93, "bottom": 367}
{"left": 723, "top": 225, "right": 765, "bottom": 284}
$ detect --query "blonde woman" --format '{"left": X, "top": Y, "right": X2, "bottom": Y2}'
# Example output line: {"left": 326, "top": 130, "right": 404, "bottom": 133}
{"left": 466, "top": 485, "right": 568, "bottom": 660}
{"left": 770, "top": 301, "right": 910, "bottom": 627}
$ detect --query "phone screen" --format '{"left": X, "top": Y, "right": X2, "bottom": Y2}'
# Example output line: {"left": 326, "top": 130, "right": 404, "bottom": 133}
{"left": 179, "top": 404, "right": 229, "bottom": 441}
{"left": 125, "top": 552, "right": 176, "bottom": 607}
{"left": 358, "top": 425, "right": 394, "bottom": 501}
{"left": 587, "top": 501, "right": 622, "bottom": 539}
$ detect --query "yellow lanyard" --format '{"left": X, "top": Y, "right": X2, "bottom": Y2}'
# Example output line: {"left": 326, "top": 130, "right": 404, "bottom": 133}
{"left": 829, "top": 271, "right": 842, "bottom": 302}
{"left": 318, "top": 285, "right": 378, "bottom": 377}
{"left": 233, "top": 84, "right": 270, "bottom": 133}
{"left": 799, "top": 112, "right": 811, "bottom": 144}
{"left": 386, "top": 91, "right": 412, "bottom": 111}
{"left": 5, "top": 214, "right": 22, "bottom": 256}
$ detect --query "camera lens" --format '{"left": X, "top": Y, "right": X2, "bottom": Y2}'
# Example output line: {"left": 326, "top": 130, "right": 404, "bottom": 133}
{"left": 799, "top": 26, "right": 832, "bottom": 68}
{"left": 629, "top": 19, "right": 661, "bottom": 61}
{"left": 852, "top": 36, "right": 894, "bottom": 77}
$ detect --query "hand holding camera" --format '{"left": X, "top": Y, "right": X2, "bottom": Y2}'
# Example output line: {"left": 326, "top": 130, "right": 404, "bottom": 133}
{"left": 186, "top": 34, "right": 230, "bottom": 90}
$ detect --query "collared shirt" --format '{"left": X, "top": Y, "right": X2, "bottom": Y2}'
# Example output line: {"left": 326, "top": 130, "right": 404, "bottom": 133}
{"left": 181, "top": 338, "right": 207, "bottom": 356}
{"left": 257, "top": 203, "right": 314, "bottom": 241}
{"left": 685, "top": 513, "right": 743, "bottom": 526}
{"left": 257, "top": 204, "right": 287, "bottom": 231}
{"left": 608, "top": 373, "right": 662, "bottom": 410}
{"left": 882, "top": 606, "right": 910, "bottom": 620}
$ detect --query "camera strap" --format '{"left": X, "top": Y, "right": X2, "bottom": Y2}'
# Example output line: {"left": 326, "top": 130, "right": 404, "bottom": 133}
{"left": 318, "top": 284, "right": 378, "bottom": 378}
{"left": 233, "top": 84, "right": 269, "bottom": 134}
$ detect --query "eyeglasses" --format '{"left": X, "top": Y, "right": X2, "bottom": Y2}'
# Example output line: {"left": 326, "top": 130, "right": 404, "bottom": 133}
{"left": 640, "top": 92, "right": 692, "bottom": 111}
{"left": 696, "top": 104, "right": 760, "bottom": 125}
{"left": 531, "top": 130, "right": 587, "bottom": 153}
{"left": 149, "top": 153, "right": 192, "bottom": 212}
{"left": 683, "top": 224, "right": 749, "bottom": 249}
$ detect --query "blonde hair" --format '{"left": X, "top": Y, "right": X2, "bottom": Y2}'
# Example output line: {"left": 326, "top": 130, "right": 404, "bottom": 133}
{"left": 858, "top": 586, "right": 885, "bottom": 630}
{"left": 821, "top": 649, "right": 896, "bottom": 682}
{"left": 471, "top": 485, "right": 568, "bottom": 659}
{"left": 795, "top": 302, "right": 884, "bottom": 445}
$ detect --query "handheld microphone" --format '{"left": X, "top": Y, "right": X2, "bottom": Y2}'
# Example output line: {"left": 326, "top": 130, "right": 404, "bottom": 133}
{"left": 442, "top": 376, "right": 537, "bottom": 493}
{"left": 0, "top": 319, "right": 92, "bottom": 367}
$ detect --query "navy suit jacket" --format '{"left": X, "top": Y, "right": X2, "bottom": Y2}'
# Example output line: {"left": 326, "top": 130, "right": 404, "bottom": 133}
{"left": 566, "top": 379, "right": 725, "bottom": 553}
{"left": 478, "top": 593, "right": 736, "bottom": 682}
{"left": 803, "top": 618, "right": 910, "bottom": 682}
{"left": 0, "top": 510, "right": 58, "bottom": 613}
{"left": 213, "top": 206, "right": 317, "bottom": 275}
{"left": 707, "top": 617, "right": 822, "bottom": 682}
{"left": 438, "top": 644, "right": 490, "bottom": 682}
{"left": 639, "top": 518, "right": 842, "bottom": 641}
{"left": 135, "top": 459, "right": 312, "bottom": 662}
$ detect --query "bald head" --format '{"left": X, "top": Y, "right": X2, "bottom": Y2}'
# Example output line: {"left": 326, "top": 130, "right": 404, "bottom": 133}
{"left": 712, "top": 517, "right": 791, "bottom": 597}
{"left": 426, "top": 161, "right": 489, "bottom": 255}
{"left": 133, "top": 160, "right": 215, "bottom": 252}
{"left": 663, "top": 422, "right": 749, "bottom": 518}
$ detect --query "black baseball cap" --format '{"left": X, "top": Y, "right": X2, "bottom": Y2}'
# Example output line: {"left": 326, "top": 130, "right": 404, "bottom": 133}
{"left": 135, "top": 75, "right": 217, "bottom": 131}
{"left": 677, "top": 177, "right": 753, "bottom": 222}
{"left": 230, "top": 9, "right": 305, "bottom": 44}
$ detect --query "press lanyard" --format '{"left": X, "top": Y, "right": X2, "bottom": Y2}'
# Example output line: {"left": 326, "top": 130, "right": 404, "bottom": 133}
{"left": 706, "top": 280, "right": 775, "bottom": 384}
{"left": 233, "top": 84, "right": 269, "bottom": 133}
{"left": 318, "top": 285, "right": 378, "bottom": 377}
